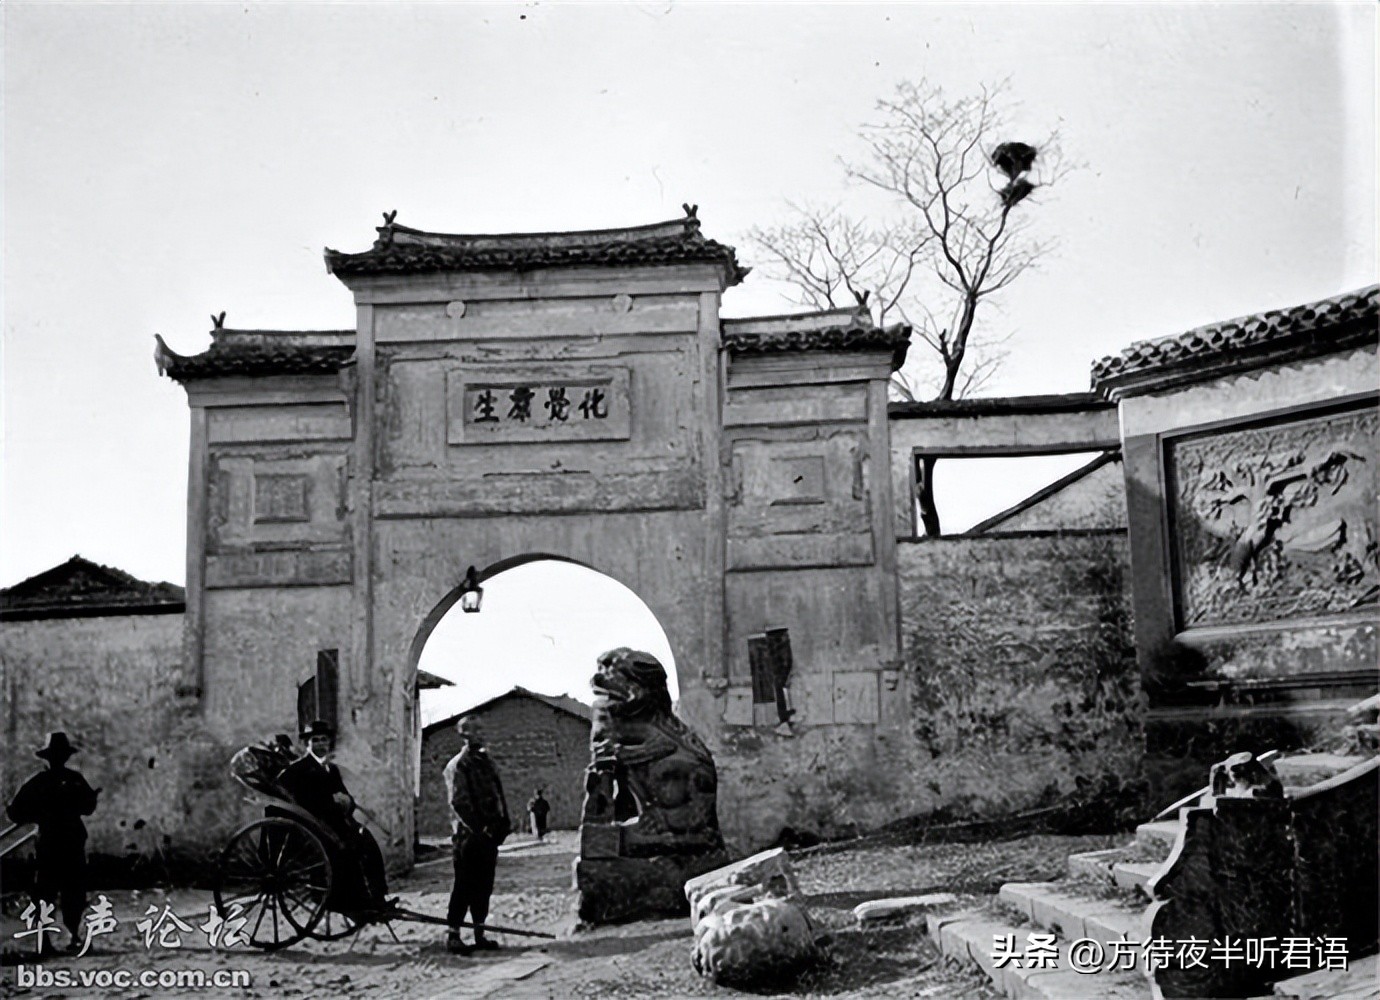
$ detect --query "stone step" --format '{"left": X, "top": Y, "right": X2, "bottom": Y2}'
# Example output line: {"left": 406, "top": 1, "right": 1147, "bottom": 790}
{"left": 998, "top": 882, "right": 1149, "bottom": 947}
{"left": 1067, "top": 846, "right": 1128, "bottom": 885}
{"left": 1275, "top": 752, "right": 1368, "bottom": 788}
{"left": 1133, "top": 819, "right": 1181, "bottom": 857}
{"left": 927, "top": 907, "right": 1152, "bottom": 1000}
{"left": 1110, "top": 861, "right": 1161, "bottom": 896}
{"left": 1269, "top": 952, "right": 1380, "bottom": 999}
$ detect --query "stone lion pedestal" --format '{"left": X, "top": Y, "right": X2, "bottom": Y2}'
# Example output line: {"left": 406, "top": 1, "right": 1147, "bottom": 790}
{"left": 574, "top": 648, "right": 731, "bottom": 923}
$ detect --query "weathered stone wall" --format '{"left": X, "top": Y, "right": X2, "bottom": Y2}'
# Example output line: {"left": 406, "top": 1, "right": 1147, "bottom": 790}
{"left": 417, "top": 699, "right": 590, "bottom": 837}
{"left": 894, "top": 530, "right": 1144, "bottom": 822}
{"left": 178, "top": 362, "right": 363, "bottom": 860}
{"left": 187, "top": 586, "right": 356, "bottom": 848}
{"left": 0, "top": 613, "right": 188, "bottom": 858}
{"left": 712, "top": 336, "right": 906, "bottom": 850}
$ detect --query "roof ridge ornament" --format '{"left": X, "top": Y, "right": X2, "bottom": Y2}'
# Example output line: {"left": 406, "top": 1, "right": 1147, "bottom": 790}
{"left": 211, "top": 311, "right": 226, "bottom": 330}
{"left": 152, "top": 333, "right": 183, "bottom": 376}
{"left": 682, "top": 203, "right": 700, "bottom": 230}
{"left": 852, "top": 289, "right": 873, "bottom": 320}
{"left": 378, "top": 210, "right": 399, "bottom": 248}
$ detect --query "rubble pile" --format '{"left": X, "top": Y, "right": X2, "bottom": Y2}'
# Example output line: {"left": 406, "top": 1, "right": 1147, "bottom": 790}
{"left": 683, "top": 848, "right": 827, "bottom": 987}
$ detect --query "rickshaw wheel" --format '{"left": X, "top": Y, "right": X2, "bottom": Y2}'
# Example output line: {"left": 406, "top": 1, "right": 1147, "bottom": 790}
{"left": 214, "top": 817, "right": 332, "bottom": 950}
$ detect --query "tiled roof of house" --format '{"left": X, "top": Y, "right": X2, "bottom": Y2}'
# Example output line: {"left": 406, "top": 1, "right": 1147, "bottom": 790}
{"left": 416, "top": 669, "right": 455, "bottom": 691}
{"left": 721, "top": 307, "right": 913, "bottom": 372}
{"left": 2, "top": 555, "right": 185, "bottom": 621}
{"left": 1091, "top": 285, "right": 1378, "bottom": 392}
{"left": 324, "top": 210, "right": 748, "bottom": 285}
{"left": 422, "top": 686, "right": 592, "bottom": 735}
{"left": 155, "top": 331, "right": 355, "bottom": 383}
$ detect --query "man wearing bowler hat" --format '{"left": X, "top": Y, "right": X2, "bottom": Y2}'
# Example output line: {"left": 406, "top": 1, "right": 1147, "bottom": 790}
{"left": 276, "top": 720, "right": 389, "bottom": 911}
{"left": 6, "top": 732, "right": 100, "bottom": 950}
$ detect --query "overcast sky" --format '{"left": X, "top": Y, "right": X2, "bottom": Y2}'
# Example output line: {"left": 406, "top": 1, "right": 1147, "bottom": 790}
{"left": 3, "top": 4, "right": 1375, "bottom": 702}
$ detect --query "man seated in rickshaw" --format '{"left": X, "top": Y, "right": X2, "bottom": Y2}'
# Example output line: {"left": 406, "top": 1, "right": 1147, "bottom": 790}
{"left": 276, "top": 720, "right": 390, "bottom": 914}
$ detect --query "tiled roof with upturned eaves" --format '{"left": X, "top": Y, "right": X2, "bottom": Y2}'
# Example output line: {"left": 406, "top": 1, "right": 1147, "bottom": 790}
{"left": 325, "top": 211, "right": 748, "bottom": 285}
{"left": 155, "top": 331, "right": 355, "bottom": 383}
{"left": 1091, "top": 285, "right": 1378, "bottom": 392}
{"left": 721, "top": 307, "right": 912, "bottom": 372}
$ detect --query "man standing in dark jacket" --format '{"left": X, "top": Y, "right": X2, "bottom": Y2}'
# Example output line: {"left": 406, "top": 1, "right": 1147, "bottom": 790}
{"left": 6, "top": 732, "right": 99, "bottom": 950}
{"left": 442, "top": 716, "right": 510, "bottom": 954}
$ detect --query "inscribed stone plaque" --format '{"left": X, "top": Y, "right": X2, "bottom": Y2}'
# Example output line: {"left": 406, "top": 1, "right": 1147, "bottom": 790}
{"left": 252, "top": 474, "right": 310, "bottom": 523}
{"left": 446, "top": 367, "right": 631, "bottom": 444}
{"left": 1167, "top": 403, "right": 1378, "bottom": 628}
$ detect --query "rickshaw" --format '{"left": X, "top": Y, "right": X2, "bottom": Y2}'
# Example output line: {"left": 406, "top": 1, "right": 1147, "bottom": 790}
{"left": 214, "top": 739, "right": 551, "bottom": 951}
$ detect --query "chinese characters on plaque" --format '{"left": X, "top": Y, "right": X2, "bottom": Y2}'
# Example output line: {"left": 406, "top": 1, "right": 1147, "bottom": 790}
{"left": 448, "top": 368, "right": 631, "bottom": 444}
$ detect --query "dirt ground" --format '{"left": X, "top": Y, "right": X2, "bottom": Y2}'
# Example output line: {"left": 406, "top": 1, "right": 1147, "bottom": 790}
{"left": 1, "top": 828, "right": 1120, "bottom": 998}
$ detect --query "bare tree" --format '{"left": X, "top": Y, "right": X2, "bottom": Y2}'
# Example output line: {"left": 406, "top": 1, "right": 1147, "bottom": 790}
{"left": 747, "top": 78, "right": 1065, "bottom": 534}
{"left": 747, "top": 204, "right": 928, "bottom": 327}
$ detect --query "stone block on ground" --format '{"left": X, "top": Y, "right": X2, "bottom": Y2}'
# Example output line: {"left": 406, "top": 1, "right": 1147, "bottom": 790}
{"left": 683, "top": 847, "right": 797, "bottom": 907}
{"left": 691, "top": 897, "right": 819, "bottom": 988}
{"left": 852, "top": 893, "right": 959, "bottom": 926}
{"left": 691, "top": 882, "right": 762, "bottom": 930}
{"left": 575, "top": 851, "right": 728, "bottom": 924}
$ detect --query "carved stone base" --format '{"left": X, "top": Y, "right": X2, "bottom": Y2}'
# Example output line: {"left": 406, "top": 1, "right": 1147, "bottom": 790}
{"left": 575, "top": 851, "right": 730, "bottom": 924}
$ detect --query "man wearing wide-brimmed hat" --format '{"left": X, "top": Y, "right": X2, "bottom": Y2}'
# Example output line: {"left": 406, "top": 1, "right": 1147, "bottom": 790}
{"left": 6, "top": 732, "right": 100, "bottom": 950}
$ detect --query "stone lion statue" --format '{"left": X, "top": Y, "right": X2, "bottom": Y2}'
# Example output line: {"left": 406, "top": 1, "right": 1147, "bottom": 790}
{"left": 586, "top": 647, "right": 724, "bottom": 854}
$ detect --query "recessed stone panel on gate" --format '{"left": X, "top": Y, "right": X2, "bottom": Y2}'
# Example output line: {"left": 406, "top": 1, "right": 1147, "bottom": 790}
{"left": 445, "top": 366, "right": 632, "bottom": 444}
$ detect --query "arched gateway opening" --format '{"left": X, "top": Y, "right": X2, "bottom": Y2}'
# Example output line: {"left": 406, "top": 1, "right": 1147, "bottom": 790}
{"left": 406, "top": 556, "right": 678, "bottom": 850}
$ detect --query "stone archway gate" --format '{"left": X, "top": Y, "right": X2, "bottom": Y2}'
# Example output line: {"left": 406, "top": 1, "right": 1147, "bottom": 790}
{"left": 157, "top": 210, "right": 913, "bottom": 864}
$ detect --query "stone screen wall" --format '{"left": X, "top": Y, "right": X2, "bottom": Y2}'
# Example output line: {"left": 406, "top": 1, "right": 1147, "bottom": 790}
{"left": 1165, "top": 403, "right": 1377, "bottom": 630}
{"left": 417, "top": 696, "right": 591, "bottom": 837}
{"left": 895, "top": 530, "right": 1143, "bottom": 822}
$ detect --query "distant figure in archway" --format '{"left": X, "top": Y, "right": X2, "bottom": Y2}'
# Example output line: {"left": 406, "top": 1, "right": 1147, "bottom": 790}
{"left": 527, "top": 788, "right": 550, "bottom": 842}
{"left": 443, "top": 716, "right": 511, "bottom": 954}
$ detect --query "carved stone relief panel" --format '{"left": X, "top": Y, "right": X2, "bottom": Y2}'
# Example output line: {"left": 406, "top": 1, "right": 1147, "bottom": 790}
{"left": 1168, "top": 403, "right": 1378, "bottom": 628}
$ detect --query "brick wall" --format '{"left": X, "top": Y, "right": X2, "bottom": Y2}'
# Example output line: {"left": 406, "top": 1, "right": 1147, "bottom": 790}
{"left": 418, "top": 695, "right": 591, "bottom": 837}
{"left": 896, "top": 530, "right": 1144, "bottom": 824}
